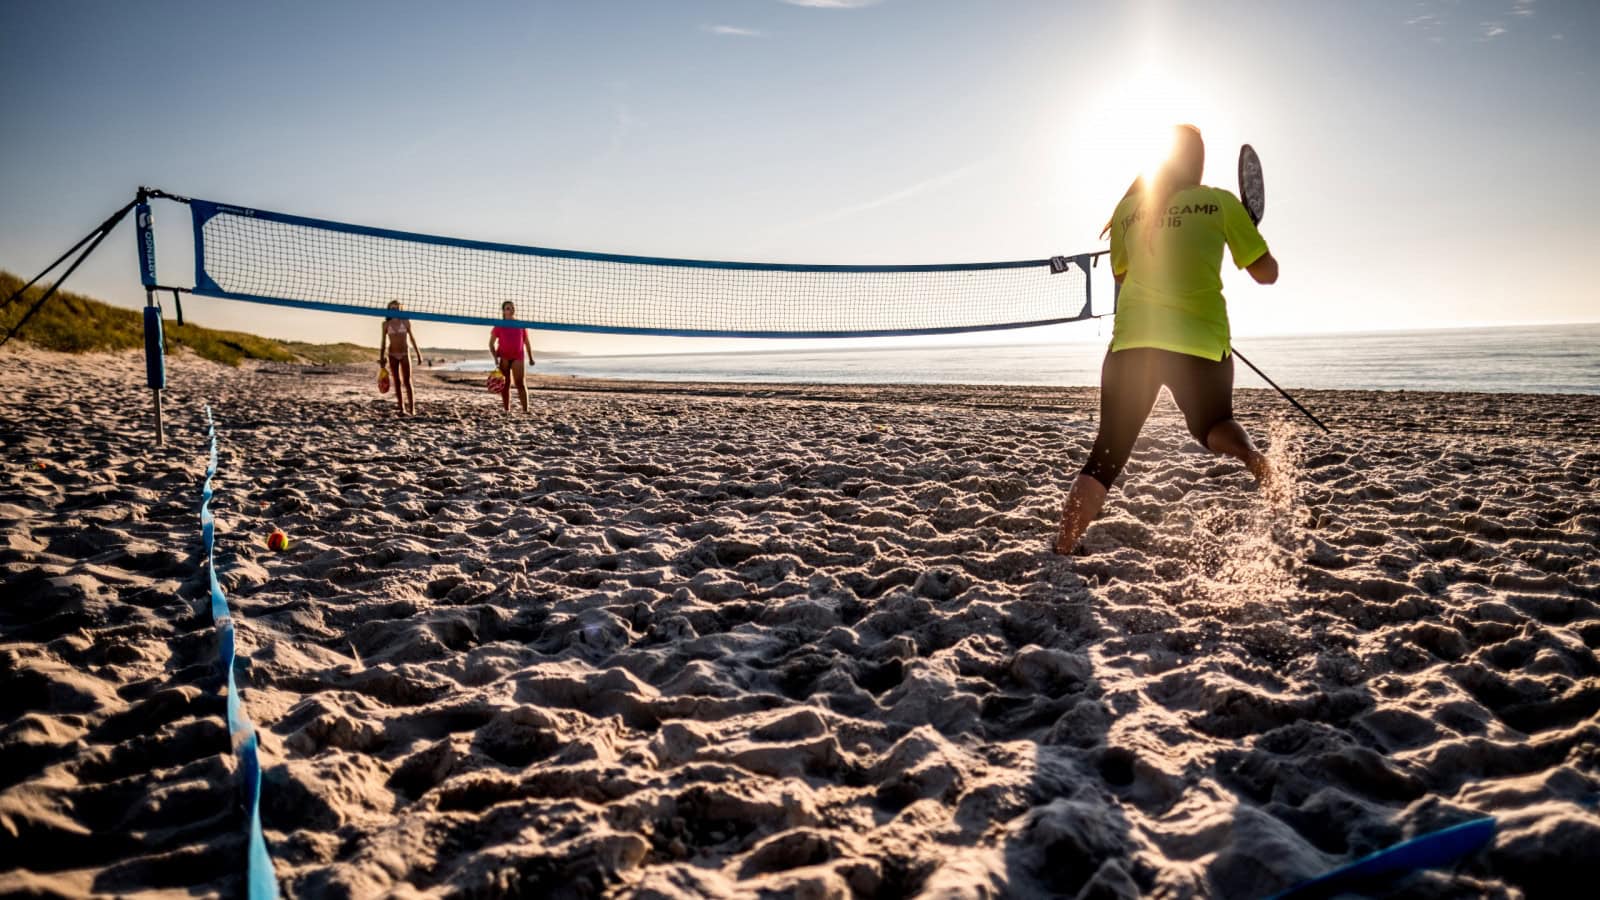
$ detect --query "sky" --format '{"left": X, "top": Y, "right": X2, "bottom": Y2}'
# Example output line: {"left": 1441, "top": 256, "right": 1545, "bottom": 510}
{"left": 2, "top": 0, "right": 1596, "bottom": 354}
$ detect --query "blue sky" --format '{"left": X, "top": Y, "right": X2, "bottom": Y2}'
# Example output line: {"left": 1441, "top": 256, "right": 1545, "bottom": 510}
{"left": 2, "top": 0, "right": 1596, "bottom": 353}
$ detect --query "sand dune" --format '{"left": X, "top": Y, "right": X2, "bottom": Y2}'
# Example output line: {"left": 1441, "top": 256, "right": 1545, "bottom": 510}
{"left": 2, "top": 347, "right": 1597, "bottom": 898}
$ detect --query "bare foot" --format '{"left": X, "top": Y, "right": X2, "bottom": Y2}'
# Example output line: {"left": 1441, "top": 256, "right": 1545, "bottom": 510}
{"left": 1052, "top": 513, "right": 1076, "bottom": 555}
{"left": 1052, "top": 475, "right": 1109, "bottom": 556}
{"left": 1248, "top": 452, "right": 1275, "bottom": 489}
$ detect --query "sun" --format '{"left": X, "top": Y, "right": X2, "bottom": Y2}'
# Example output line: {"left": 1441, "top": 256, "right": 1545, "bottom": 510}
{"left": 1059, "top": 62, "right": 1240, "bottom": 209}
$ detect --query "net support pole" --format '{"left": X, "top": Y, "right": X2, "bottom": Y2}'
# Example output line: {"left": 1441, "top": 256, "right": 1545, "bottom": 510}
{"left": 137, "top": 193, "right": 166, "bottom": 447}
{"left": 145, "top": 299, "right": 164, "bottom": 446}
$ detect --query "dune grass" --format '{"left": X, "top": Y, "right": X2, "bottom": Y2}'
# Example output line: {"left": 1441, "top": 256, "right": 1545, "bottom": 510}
{"left": 0, "top": 271, "right": 372, "bottom": 366}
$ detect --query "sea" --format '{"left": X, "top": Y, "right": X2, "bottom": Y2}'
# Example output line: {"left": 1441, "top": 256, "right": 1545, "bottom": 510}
{"left": 454, "top": 323, "right": 1600, "bottom": 395}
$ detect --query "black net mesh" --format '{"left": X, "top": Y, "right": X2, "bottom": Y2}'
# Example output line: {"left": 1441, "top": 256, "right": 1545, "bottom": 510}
{"left": 192, "top": 200, "right": 1092, "bottom": 337}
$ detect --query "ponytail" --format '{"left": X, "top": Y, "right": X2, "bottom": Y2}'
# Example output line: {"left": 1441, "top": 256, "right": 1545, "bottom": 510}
{"left": 1100, "top": 175, "right": 1144, "bottom": 239}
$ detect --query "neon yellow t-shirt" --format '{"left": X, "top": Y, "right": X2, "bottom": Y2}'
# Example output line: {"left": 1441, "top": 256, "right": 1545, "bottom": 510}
{"left": 1108, "top": 185, "right": 1268, "bottom": 361}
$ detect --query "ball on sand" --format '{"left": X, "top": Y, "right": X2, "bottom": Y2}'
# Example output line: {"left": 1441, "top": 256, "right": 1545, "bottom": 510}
{"left": 267, "top": 529, "right": 290, "bottom": 552}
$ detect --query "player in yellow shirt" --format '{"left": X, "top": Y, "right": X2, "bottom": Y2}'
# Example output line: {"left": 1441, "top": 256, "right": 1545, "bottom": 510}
{"left": 1055, "top": 125, "right": 1281, "bottom": 554}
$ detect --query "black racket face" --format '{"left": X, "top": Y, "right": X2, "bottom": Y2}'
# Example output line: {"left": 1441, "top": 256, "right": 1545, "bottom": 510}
{"left": 1238, "top": 144, "right": 1265, "bottom": 225}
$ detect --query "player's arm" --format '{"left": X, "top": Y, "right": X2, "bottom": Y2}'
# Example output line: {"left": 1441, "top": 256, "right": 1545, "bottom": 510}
{"left": 378, "top": 323, "right": 388, "bottom": 361}
{"left": 1220, "top": 190, "right": 1274, "bottom": 284}
{"left": 523, "top": 332, "right": 535, "bottom": 364}
{"left": 1246, "top": 251, "right": 1278, "bottom": 285}
{"left": 409, "top": 328, "right": 422, "bottom": 364}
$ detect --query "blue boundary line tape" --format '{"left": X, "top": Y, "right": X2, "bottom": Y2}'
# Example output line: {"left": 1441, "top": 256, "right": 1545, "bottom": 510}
{"left": 1264, "top": 816, "right": 1496, "bottom": 899}
{"left": 200, "top": 406, "right": 279, "bottom": 900}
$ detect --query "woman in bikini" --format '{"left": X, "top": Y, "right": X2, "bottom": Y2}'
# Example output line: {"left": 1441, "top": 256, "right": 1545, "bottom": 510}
{"left": 489, "top": 300, "right": 535, "bottom": 413}
{"left": 1055, "top": 125, "right": 1281, "bottom": 554}
{"left": 380, "top": 300, "right": 423, "bottom": 416}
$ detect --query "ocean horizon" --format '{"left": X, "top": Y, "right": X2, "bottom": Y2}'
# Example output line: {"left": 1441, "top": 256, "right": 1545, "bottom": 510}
{"left": 454, "top": 322, "right": 1600, "bottom": 396}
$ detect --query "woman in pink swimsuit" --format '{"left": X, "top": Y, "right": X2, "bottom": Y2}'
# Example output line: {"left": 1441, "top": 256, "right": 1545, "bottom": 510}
{"left": 489, "top": 300, "right": 535, "bottom": 413}
{"left": 379, "top": 300, "right": 422, "bottom": 416}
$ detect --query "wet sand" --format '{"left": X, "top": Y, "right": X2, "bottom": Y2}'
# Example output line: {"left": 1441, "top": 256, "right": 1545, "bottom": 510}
{"left": 2, "top": 347, "right": 1597, "bottom": 898}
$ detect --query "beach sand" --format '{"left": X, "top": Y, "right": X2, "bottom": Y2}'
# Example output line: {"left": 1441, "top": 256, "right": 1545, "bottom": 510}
{"left": 1, "top": 347, "right": 1597, "bottom": 898}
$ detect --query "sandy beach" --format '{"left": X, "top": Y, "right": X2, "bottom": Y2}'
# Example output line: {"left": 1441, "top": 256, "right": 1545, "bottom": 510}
{"left": 1, "top": 347, "right": 1596, "bottom": 898}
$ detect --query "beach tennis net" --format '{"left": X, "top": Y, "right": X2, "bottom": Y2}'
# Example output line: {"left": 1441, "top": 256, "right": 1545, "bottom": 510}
{"left": 188, "top": 198, "right": 1095, "bottom": 338}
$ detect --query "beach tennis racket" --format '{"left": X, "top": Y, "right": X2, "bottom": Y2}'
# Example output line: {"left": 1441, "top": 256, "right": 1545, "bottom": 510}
{"left": 377, "top": 366, "right": 391, "bottom": 394}
{"left": 1238, "top": 144, "right": 1265, "bottom": 225}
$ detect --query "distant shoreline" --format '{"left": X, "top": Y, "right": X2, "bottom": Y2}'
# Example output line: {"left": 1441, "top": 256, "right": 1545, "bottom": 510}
{"left": 433, "top": 322, "right": 1600, "bottom": 396}
{"left": 425, "top": 319, "right": 1600, "bottom": 360}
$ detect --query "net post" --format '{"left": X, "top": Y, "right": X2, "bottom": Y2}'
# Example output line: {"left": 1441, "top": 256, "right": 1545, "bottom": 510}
{"left": 137, "top": 190, "right": 165, "bottom": 447}
{"left": 1074, "top": 253, "right": 1093, "bottom": 319}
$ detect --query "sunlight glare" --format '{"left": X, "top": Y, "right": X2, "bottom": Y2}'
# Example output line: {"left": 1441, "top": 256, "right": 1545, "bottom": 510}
{"left": 1059, "top": 63, "right": 1240, "bottom": 216}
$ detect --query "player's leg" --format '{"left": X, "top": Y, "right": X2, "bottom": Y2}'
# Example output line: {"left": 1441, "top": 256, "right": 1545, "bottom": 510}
{"left": 388, "top": 356, "right": 406, "bottom": 415}
{"left": 397, "top": 355, "right": 414, "bottom": 415}
{"left": 512, "top": 358, "right": 528, "bottom": 412}
{"left": 1168, "top": 352, "right": 1271, "bottom": 484}
{"left": 1055, "top": 349, "right": 1160, "bottom": 554}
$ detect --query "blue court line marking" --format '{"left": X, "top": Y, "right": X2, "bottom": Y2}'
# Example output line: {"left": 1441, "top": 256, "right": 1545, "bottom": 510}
{"left": 1265, "top": 816, "right": 1496, "bottom": 900}
{"left": 200, "top": 406, "right": 279, "bottom": 900}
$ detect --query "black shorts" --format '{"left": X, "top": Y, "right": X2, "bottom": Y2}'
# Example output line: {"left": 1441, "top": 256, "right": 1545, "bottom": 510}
{"left": 1080, "top": 347, "right": 1235, "bottom": 488}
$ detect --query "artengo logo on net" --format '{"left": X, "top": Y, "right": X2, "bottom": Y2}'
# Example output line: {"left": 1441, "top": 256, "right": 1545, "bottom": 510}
{"left": 138, "top": 209, "right": 157, "bottom": 279}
